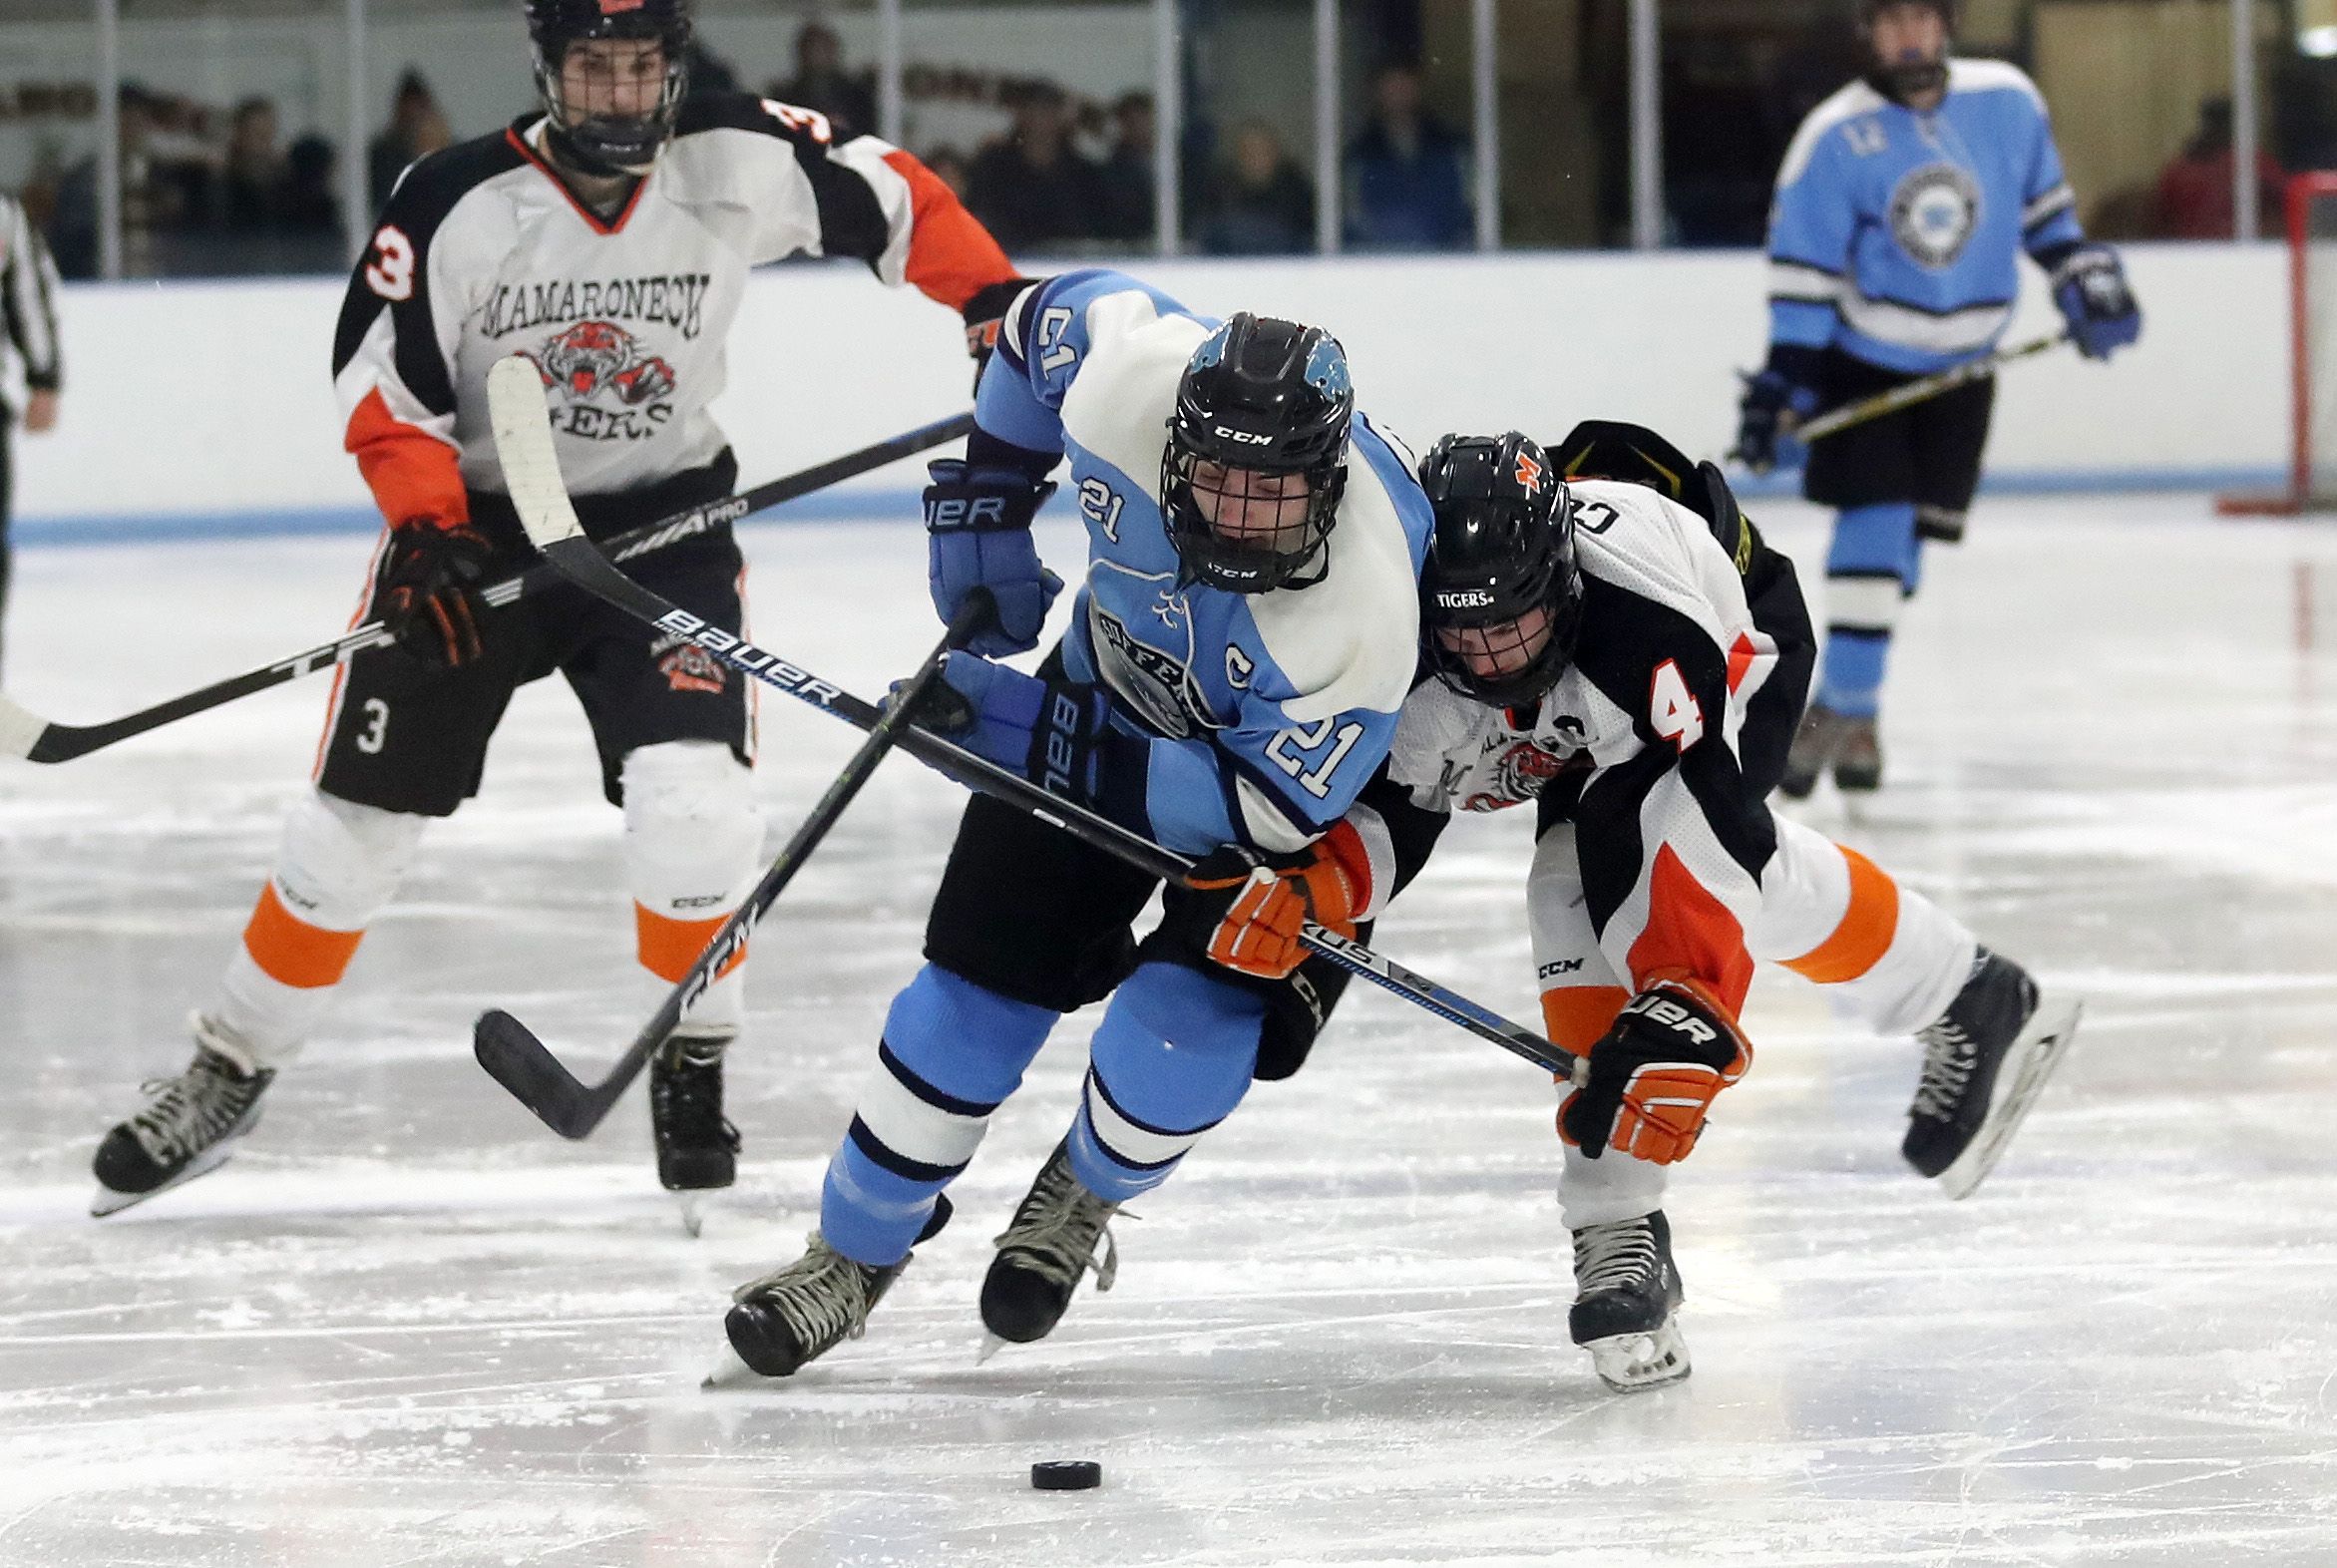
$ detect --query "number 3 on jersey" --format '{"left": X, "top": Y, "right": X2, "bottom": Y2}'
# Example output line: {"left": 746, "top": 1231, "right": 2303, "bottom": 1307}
{"left": 1648, "top": 659, "right": 1705, "bottom": 751}
{"left": 364, "top": 225, "right": 416, "bottom": 301}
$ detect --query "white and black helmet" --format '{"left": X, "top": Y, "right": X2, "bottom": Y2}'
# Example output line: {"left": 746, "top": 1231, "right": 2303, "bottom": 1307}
{"left": 525, "top": 0, "right": 693, "bottom": 174}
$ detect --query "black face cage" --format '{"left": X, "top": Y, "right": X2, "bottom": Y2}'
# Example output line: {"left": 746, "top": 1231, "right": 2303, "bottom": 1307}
{"left": 1160, "top": 442, "right": 1347, "bottom": 594}
{"left": 1424, "top": 579, "right": 1583, "bottom": 710}
{"left": 535, "top": 32, "right": 690, "bottom": 174}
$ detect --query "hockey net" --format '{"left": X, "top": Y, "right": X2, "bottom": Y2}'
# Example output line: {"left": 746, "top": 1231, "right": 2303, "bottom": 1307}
{"left": 2222, "top": 174, "right": 2337, "bottom": 515}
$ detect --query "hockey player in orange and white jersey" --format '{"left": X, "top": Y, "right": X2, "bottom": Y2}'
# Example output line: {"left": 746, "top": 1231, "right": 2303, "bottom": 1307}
{"left": 1183, "top": 423, "right": 2082, "bottom": 1390}
{"left": 90, "top": 0, "right": 1022, "bottom": 1218}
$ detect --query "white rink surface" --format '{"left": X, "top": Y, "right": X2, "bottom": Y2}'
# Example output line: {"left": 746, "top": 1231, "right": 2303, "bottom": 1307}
{"left": 5, "top": 498, "right": 2337, "bottom": 1567}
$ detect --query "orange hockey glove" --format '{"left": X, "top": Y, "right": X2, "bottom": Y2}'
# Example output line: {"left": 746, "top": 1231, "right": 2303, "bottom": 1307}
{"left": 1559, "top": 976, "right": 1751, "bottom": 1165}
{"left": 1180, "top": 823, "right": 1373, "bottom": 981}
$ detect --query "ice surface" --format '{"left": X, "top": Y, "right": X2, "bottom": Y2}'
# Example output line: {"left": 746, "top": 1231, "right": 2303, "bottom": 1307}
{"left": 5, "top": 499, "right": 2337, "bottom": 1566}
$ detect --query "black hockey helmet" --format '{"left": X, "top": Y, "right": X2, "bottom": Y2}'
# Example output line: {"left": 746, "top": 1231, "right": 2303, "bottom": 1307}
{"left": 1858, "top": 0, "right": 1954, "bottom": 101}
{"left": 1418, "top": 431, "right": 1585, "bottom": 709}
{"left": 525, "top": 0, "right": 694, "bottom": 175}
{"left": 1160, "top": 312, "right": 1354, "bottom": 593}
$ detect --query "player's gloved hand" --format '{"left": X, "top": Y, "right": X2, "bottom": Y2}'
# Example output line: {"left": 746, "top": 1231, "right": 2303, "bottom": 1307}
{"left": 924, "top": 459, "right": 1061, "bottom": 658}
{"left": 1560, "top": 977, "right": 1752, "bottom": 1165}
{"left": 961, "top": 277, "right": 1035, "bottom": 375}
{"left": 913, "top": 651, "right": 1110, "bottom": 804}
{"left": 376, "top": 521, "right": 496, "bottom": 669}
{"left": 2050, "top": 243, "right": 2142, "bottom": 361}
{"left": 1179, "top": 824, "right": 1374, "bottom": 980}
{"left": 1732, "top": 368, "right": 1820, "bottom": 475}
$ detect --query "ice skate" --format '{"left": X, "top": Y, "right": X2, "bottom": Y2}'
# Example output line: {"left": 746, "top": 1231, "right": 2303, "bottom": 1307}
{"left": 1779, "top": 702, "right": 1855, "bottom": 800}
{"left": 1904, "top": 950, "right": 2083, "bottom": 1199}
{"left": 649, "top": 1028, "right": 740, "bottom": 1236}
{"left": 91, "top": 1018, "right": 276, "bottom": 1217}
{"left": 1832, "top": 712, "right": 1882, "bottom": 793}
{"left": 978, "top": 1140, "right": 1121, "bottom": 1350}
{"left": 1569, "top": 1211, "right": 1690, "bottom": 1391}
{"left": 723, "top": 1232, "right": 913, "bottom": 1376}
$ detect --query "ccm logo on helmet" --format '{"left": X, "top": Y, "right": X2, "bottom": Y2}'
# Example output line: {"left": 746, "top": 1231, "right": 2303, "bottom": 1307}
{"left": 1214, "top": 427, "right": 1274, "bottom": 445}
{"left": 1435, "top": 588, "right": 1497, "bottom": 609}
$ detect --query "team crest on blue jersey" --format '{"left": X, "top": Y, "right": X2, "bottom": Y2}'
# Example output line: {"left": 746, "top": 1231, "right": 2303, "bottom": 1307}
{"left": 1889, "top": 163, "right": 1982, "bottom": 269}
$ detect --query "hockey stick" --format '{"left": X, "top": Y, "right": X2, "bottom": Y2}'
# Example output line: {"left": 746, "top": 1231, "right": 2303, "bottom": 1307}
{"left": 473, "top": 594, "right": 991, "bottom": 1139}
{"left": 487, "top": 355, "right": 1584, "bottom": 1087}
{"left": 0, "top": 410, "right": 976, "bottom": 765}
{"left": 1794, "top": 331, "right": 2070, "bottom": 444}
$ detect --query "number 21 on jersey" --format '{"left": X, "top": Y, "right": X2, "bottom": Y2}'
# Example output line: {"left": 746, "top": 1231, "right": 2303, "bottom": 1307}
{"left": 1267, "top": 716, "right": 1365, "bottom": 798}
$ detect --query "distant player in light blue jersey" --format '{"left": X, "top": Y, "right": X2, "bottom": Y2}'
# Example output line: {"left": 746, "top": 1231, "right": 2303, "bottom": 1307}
{"left": 1733, "top": 0, "right": 2141, "bottom": 796}
{"left": 722, "top": 269, "right": 1433, "bottom": 1376}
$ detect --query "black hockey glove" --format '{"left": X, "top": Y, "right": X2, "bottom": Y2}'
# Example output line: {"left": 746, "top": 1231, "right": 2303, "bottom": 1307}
{"left": 376, "top": 522, "right": 496, "bottom": 670}
{"left": 1560, "top": 978, "right": 1752, "bottom": 1165}
{"left": 1732, "top": 348, "right": 1822, "bottom": 475}
{"left": 2047, "top": 243, "right": 2142, "bottom": 361}
{"left": 962, "top": 276, "right": 1036, "bottom": 379}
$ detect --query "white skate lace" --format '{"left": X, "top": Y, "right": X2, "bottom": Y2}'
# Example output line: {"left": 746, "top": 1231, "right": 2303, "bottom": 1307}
{"left": 994, "top": 1156, "right": 1122, "bottom": 1294}
{"left": 732, "top": 1234, "right": 878, "bottom": 1347}
{"left": 1910, "top": 1020, "right": 1978, "bottom": 1121}
{"left": 127, "top": 1052, "right": 260, "bottom": 1163}
{"left": 1573, "top": 1219, "right": 1660, "bottom": 1296}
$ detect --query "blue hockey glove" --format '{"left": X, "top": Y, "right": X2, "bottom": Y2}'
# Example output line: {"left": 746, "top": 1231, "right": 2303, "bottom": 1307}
{"left": 913, "top": 651, "right": 1110, "bottom": 805}
{"left": 1732, "top": 368, "right": 1820, "bottom": 475}
{"left": 924, "top": 459, "right": 1061, "bottom": 657}
{"left": 2050, "top": 244, "right": 2141, "bottom": 361}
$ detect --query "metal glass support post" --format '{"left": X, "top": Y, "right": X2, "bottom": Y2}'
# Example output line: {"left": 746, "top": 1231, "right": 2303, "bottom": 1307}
{"left": 1629, "top": 0, "right": 1662, "bottom": 250}
{"left": 97, "top": 0, "right": 122, "bottom": 280}
{"left": 1472, "top": 0, "right": 1497, "bottom": 250}
{"left": 1153, "top": 0, "right": 1180, "bottom": 255}
{"left": 2234, "top": 0, "right": 2259, "bottom": 240}
{"left": 878, "top": 0, "right": 905, "bottom": 148}
{"left": 345, "top": 0, "right": 370, "bottom": 263}
{"left": 1315, "top": 0, "right": 1339, "bottom": 255}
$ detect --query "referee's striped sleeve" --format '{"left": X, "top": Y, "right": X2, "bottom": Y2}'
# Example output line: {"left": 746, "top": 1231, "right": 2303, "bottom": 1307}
{"left": 0, "top": 196, "right": 62, "bottom": 392}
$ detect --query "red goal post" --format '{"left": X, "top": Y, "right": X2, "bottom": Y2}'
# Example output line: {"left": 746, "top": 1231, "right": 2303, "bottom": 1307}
{"left": 2221, "top": 173, "right": 2337, "bottom": 516}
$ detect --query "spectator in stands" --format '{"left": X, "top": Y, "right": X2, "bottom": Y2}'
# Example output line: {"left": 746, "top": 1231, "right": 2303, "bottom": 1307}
{"left": 282, "top": 136, "right": 341, "bottom": 235}
{"left": 924, "top": 147, "right": 972, "bottom": 201}
{"left": 2153, "top": 96, "right": 2285, "bottom": 239}
{"left": 1200, "top": 119, "right": 1315, "bottom": 255}
{"left": 221, "top": 98, "right": 288, "bottom": 231}
{"left": 968, "top": 80, "right": 1106, "bottom": 251}
{"left": 369, "top": 71, "right": 453, "bottom": 211}
{"left": 772, "top": 21, "right": 876, "bottom": 137}
{"left": 1096, "top": 91, "right": 1157, "bottom": 243}
{"left": 1344, "top": 62, "right": 1470, "bottom": 250}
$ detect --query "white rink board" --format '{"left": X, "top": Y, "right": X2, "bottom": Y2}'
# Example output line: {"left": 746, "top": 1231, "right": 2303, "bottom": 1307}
{"left": 16, "top": 241, "right": 2283, "bottom": 527}
{"left": 5, "top": 497, "right": 2337, "bottom": 1564}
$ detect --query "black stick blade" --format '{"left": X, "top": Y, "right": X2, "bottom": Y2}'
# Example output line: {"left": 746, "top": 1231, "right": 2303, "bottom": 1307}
{"left": 473, "top": 1008, "right": 607, "bottom": 1140}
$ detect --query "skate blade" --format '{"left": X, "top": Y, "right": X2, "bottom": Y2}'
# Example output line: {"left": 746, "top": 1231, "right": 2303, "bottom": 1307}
{"left": 89, "top": 1137, "right": 243, "bottom": 1218}
{"left": 700, "top": 1343, "right": 760, "bottom": 1389}
{"left": 1938, "top": 994, "right": 2085, "bottom": 1201}
{"left": 677, "top": 1193, "right": 708, "bottom": 1239}
{"left": 974, "top": 1333, "right": 1013, "bottom": 1367}
{"left": 1583, "top": 1321, "right": 1691, "bottom": 1392}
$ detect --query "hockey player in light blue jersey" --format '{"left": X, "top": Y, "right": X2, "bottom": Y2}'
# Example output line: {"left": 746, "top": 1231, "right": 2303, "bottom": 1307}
{"left": 1733, "top": 0, "right": 2141, "bottom": 796}
{"left": 722, "top": 269, "right": 1433, "bottom": 1375}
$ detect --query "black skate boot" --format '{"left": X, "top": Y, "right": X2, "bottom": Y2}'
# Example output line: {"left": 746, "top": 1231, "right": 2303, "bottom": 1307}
{"left": 91, "top": 1019, "right": 275, "bottom": 1217}
{"left": 979, "top": 1140, "right": 1121, "bottom": 1348}
{"left": 1569, "top": 1210, "right": 1690, "bottom": 1391}
{"left": 649, "top": 1029, "right": 739, "bottom": 1234}
{"left": 721, "top": 1198, "right": 952, "bottom": 1377}
{"left": 1833, "top": 713, "right": 1883, "bottom": 793}
{"left": 1904, "top": 950, "right": 2084, "bottom": 1199}
{"left": 1780, "top": 703, "right": 1853, "bottom": 799}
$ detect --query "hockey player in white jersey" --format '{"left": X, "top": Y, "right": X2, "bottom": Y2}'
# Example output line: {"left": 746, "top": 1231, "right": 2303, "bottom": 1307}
{"left": 1191, "top": 424, "right": 2081, "bottom": 1390}
{"left": 1735, "top": 0, "right": 2140, "bottom": 795}
{"left": 719, "top": 270, "right": 1432, "bottom": 1375}
{"left": 88, "top": 0, "right": 1022, "bottom": 1217}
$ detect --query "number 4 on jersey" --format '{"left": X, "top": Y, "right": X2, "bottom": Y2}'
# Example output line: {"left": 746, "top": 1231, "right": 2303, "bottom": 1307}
{"left": 1649, "top": 659, "right": 1705, "bottom": 751}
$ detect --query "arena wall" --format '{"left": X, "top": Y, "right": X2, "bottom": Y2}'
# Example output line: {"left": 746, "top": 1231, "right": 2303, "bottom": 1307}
{"left": 14, "top": 240, "right": 2281, "bottom": 539}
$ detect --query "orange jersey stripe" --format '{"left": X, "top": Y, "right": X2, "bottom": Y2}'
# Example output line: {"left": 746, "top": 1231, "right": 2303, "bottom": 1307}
{"left": 1541, "top": 984, "right": 1632, "bottom": 1054}
{"left": 636, "top": 905, "right": 746, "bottom": 985}
{"left": 346, "top": 387, "right": 468, "bottom": 531}
{"left": 1781, "top": 844, "right": 1900, "bottom": 985}
{"left": 881, "top": 149, "right": 1016, "bottom": 310}
{"left": 242, "top": 883, "right": 367, "bottom": 989}
{"left": 1625, "top": 844, "right": 1755, "bottom": 1016}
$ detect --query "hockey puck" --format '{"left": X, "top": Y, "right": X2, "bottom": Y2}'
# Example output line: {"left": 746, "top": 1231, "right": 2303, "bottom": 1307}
{"left": 1030, "top": 1459, "right": 1102, "bottom": 1491}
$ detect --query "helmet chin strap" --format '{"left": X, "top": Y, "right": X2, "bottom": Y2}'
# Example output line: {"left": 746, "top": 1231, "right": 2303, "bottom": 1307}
{"left": 544, "top": 119, "right": 657, "bottom": 179}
